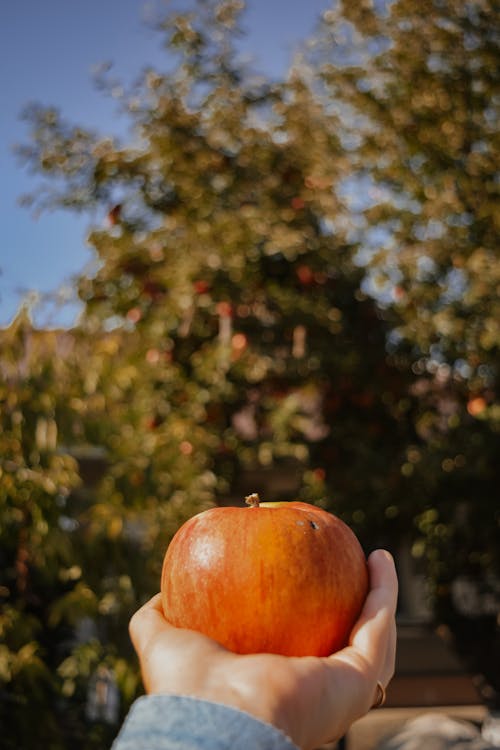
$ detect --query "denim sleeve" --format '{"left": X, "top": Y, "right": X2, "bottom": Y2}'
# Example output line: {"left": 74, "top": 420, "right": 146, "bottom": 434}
{"left": 111, "top": 695, "right": 299, "bottom": 750}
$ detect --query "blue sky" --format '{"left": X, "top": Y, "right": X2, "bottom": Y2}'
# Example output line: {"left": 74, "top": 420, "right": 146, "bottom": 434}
{"left": 1, "top": 0, "right": 329, "bottom": 327}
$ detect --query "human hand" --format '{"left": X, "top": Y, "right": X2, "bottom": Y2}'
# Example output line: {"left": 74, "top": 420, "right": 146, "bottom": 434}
{"left": 129, "top": 549, "right": 397, "bottom": 750}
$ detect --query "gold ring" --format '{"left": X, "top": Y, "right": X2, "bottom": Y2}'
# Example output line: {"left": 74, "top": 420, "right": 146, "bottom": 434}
{"left": 372, "top": 681, "right": 386, "bottom": 709}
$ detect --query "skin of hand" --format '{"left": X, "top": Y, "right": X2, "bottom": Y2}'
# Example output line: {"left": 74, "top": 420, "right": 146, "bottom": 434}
{"left": 129, "top": 549, "right": 398, "bottom": 750}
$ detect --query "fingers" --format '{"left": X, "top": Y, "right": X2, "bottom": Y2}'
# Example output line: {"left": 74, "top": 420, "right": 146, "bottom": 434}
{"left": 277, "top": 550, "right": 398, "bottom": 748}
{"left": 349, "top": 549, "right": 398, "bottom": 654}
{"left": 352, "top": 549, "right": 397, "bottom": 688}
{"left": 366, "top": 549, "right": 398, "bottom": 617}
{"left": 328, "top": 549, "right": 398, "bottom": 707}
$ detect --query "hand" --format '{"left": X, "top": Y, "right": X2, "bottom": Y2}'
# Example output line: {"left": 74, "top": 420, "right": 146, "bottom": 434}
{"left": 129, "top": 549, "right": 398, "bottom": 750}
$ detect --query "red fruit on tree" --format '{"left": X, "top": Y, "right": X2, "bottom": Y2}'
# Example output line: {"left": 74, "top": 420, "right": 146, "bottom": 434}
{"left": 296, "top": 265, "right": 314, "bottom": 285}
{"left": 194, "top": 280, "right": 210, "bottom": 294}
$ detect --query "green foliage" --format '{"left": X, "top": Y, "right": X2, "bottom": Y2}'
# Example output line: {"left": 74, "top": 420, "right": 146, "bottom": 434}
{"left": 315, "top": 0, "right": 499, "bottom": 369}
{"left": 2, "top": 0, "right": 499, "bottom": 744}
{"left": 312, "top": 0, "right": 500, "bottom": 700}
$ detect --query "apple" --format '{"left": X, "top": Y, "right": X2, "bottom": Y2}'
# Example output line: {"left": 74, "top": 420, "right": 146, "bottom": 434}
{"left": 161, "top": 494, "right": 368, "bottom": 657}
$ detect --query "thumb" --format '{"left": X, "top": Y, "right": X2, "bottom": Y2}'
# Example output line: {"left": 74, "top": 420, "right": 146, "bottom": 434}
{"left": 129, "top": 593, "right": 169, "bottom": 654}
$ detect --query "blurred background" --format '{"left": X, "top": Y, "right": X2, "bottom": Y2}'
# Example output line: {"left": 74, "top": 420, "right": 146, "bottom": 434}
{"left": 1, "top": 1, "right": 499, "bottom": 748}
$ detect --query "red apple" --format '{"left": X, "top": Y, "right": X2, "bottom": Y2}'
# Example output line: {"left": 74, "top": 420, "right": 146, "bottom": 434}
{"left": 161, "top": 494, "right": 368, "bottom": 657}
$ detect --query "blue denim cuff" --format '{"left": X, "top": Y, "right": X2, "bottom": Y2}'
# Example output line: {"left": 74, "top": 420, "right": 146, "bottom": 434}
{"left": 112, "top": 694, "right": 298, "bottom": 750}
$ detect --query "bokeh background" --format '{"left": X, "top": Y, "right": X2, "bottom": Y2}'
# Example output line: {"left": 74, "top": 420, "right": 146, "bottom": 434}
{"left": 1, "top": 2, "right": 499, "bottom": 748}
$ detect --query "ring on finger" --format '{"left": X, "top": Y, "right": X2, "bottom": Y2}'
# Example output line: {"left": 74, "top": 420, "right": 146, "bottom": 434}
{"left": 371, "top": 681, "right": 386, "bottom": 709}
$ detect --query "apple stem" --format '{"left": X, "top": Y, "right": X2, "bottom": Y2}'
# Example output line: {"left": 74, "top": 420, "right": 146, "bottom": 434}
{"left": 245, "top": 493, "right": 260, "bottom": 508}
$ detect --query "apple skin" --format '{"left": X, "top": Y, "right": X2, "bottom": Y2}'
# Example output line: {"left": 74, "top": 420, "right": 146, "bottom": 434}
{"left": 161, "top": 500, "right": 369, "bottom": 657}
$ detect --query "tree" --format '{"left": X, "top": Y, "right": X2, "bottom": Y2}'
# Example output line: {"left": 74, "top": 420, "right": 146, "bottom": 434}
{"left": 7, "top": 3, "right": 415, "bottom": 745}
{"left": 20, "top": 1, "right": 414, "bottom": 532}
{"left": 0, "top": 311, "right": 103, "bottom": 749}
{"left": 312, "top": 0, "right": 500, "bottom": 705}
